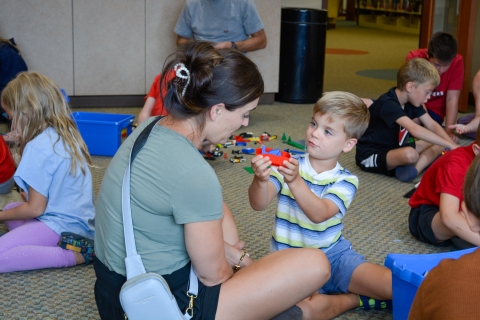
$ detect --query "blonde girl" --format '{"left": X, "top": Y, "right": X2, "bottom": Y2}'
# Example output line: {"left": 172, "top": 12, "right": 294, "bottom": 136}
{"left": 0, "top": 71, "right": 95, "bottom": 273}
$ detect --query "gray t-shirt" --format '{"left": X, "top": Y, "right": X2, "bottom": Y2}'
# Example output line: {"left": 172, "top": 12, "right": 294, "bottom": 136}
{"left": 174, "top": 0, "right": 264, "bottom": 43}
{"left": 95, "top": 118, "right": 223, "bottom": 276}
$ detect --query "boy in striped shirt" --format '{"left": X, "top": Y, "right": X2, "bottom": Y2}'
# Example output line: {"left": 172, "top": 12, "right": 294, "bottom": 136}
{"left": 249, "top": 91, "right": 392, "bottom": 318}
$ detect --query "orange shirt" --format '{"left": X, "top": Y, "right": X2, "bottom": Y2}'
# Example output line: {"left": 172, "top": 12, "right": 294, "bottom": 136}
{"left": 144, "top": 70, "right": 176, "bottom": 116}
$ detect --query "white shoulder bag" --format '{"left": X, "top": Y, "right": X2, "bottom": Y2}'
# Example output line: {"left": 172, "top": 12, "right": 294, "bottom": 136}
{"left": 119, "top": 117, "right": 198, "bottom": 320}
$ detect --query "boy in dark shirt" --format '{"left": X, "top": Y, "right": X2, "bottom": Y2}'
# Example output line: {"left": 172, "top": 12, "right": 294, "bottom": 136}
{"left": 356, "top": 58, "right": 458, "bottom": 182}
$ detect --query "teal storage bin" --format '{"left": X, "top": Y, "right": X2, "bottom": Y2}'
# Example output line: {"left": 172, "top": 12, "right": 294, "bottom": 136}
{"left": 71, "top": 112, "right": 135, "bottom": 156}
{"left": 384, "top": 247, "right": 476, "bottom": 320}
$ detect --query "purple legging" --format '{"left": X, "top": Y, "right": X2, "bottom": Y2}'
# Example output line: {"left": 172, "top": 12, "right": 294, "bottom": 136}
{"left": 0, "top": 202, "right": 76, "bottom": 273}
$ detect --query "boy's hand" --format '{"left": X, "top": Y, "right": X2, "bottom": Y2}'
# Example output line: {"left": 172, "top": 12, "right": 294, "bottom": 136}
{"left": 448, "top": 123, "right": 469, "bottom": 135}
{"left": 251, "top": 155, "right": 272, "bottom": 181}
{"left": 278, "top": 157, "right": 300, "bottom": 184}
{"left": 3, "top": 130, "right": 20, "bottom": 144}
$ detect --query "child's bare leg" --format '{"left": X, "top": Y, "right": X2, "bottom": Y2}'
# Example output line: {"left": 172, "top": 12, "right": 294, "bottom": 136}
{"left": 432, "top": 209, "right": 480, "bottom": 245}
{"left": 221, "top": 201, "right": 240, "bottom": 246}
{"left": 216, "top": 249, "right": 330, "bottom": 320}
{"left": 298, "top": 292, "right": 359, "bottom": 320}
{"left": 386, "top": 144, "right": 442, "bottom": 182}
{"left": 348, "top": 262, "right": 392, "bottom": 300}
{"left": 430, "top": 211, "right": 455, "bottom": 241}
{"left": 386, "top": 147, "right": 419, "bottom": 170}
{"left": 414, "top": 141, "right": 443, "bottom": 173}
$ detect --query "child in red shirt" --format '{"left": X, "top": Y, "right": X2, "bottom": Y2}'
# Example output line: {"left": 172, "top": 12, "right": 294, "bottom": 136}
{"left": 406, "top": 32, "right": 463, "bottom": 142}
{"left": 0, "top": 135, "right": 15, "bottom": 194}
{"left": 137, "top": 71, "right": 175, "bottom": 124}
{"left": 408, "top": 127, "right": 480, "bottom": 247}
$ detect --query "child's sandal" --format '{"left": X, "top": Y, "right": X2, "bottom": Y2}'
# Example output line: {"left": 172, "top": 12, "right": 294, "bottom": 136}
{"left": 58, "top": 232, "right": 95, "bottom": 264}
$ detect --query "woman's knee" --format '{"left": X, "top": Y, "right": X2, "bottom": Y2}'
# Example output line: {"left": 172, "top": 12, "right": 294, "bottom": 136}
{"left": 297, "top": 248, "right": 331, "bottom": 286}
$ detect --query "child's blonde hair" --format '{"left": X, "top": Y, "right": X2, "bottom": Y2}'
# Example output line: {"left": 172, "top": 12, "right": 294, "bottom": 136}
{"left": 1, "top": 71, "right": 93, "bottom": 175}
{"left": 313, "top": 91, "right": 370, "bottom": 139}
{"left": 397, "top": 58, "right": 440, "bottom": 90}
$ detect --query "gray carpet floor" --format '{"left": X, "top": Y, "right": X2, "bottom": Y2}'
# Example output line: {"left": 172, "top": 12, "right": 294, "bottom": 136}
{"left": 0, "top": 22, "right": 475, "bottom": 319}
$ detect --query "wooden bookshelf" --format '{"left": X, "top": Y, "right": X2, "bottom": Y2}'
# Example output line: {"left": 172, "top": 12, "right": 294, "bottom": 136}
{"left": 359, "top": 6, "right": 421, "bottom": 15}
{"left": 356, "top": 0, "right": 421, "bottom": 34}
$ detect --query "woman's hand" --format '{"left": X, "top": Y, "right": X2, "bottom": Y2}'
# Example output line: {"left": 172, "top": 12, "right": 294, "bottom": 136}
{"left": 226, "top": 241, "right": 254, "bottom": 269}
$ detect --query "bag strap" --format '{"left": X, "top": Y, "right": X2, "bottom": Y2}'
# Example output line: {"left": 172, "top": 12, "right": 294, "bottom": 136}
{"left": 121, "top": 117, "right": 198, "bottom": 309}
{"left": 122, "top": 117, "right": 162, "bottom": 279}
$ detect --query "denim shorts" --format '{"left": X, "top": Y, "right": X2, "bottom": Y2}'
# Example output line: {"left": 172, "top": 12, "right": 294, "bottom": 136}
{"left": 319, "top": 238, "right": 366, "bottom": 294}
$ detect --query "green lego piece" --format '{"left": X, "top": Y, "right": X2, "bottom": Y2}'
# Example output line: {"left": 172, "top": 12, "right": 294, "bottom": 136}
{"left": 244, "top": 166, "right": 254, "bottom": 174}
{"left": 287, "top": 138, "right": 306, "bottom": 150}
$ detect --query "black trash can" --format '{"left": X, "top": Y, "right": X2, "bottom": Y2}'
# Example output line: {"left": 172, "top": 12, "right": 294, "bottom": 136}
{"left": 276, "top": 8, "right": 327, "bottom": 104}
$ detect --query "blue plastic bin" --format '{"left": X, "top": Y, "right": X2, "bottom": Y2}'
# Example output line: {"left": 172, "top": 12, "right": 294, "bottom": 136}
{"left": 71, "top": 112, "right": 135, "bottom": 156}
{"left": 384, "top": 247, "right": 476, "bottom": 320}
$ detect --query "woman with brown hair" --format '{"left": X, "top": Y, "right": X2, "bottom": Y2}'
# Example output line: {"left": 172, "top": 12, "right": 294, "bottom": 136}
{"left": 93, "top": 41, "right": 330, "bottom": 319}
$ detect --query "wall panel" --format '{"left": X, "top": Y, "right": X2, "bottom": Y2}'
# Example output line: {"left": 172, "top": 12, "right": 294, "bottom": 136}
{"left": 145, "top": 0, "right": 183, "bottom": 86}
{"left": 0, "top": 0, "right": 74, "bottom": 94}
{"left": 1, "top": 0, "right": 280, "bottom": 99}
{"left": 73, "top": 0, "right": 145, "bottom": 95}
{"left": 250, "top": 0, "right": 281, "bottom": 93}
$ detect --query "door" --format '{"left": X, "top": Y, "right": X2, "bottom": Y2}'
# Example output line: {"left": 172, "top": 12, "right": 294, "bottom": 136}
{"left": 419, "top": 0, "right": 477, "bottom": 112}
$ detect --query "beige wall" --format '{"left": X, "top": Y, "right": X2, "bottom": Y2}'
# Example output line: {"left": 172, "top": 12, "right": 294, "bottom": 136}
{"left": 73, "top": 1, "right": 146, "bottom": 95}
{"left": 0, "top": 0, "right": 280, "bottom": 96}
{"left": 2, "top": 1, "right": 478, "bottom": 94}
{"left": 0, "top": 0, "right": 75, "bottom": 94}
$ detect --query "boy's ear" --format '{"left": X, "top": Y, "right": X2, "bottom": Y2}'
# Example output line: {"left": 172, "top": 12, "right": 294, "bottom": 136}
{"left": 405, "top": 81, "right": 415, "bottom": 93}
{"left": 473, "top": 144, "right": 480, "bottom": 155}
{"left": 343, "top": 138, "right": 357, "bottom": 153}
